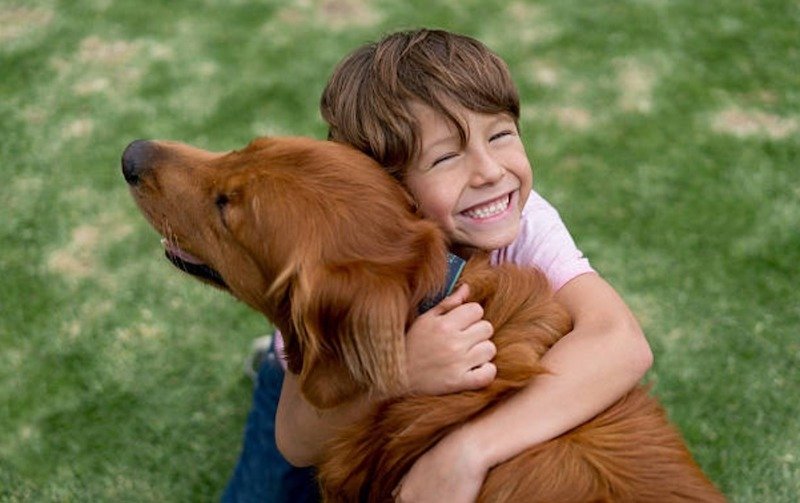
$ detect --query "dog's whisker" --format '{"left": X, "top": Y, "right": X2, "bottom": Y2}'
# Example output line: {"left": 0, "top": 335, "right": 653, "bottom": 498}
{"left": 162, "top": 222, "right": 189, "bottom": 275}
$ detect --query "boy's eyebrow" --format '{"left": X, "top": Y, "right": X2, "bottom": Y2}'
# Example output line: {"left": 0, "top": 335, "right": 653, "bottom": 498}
{"left": 421, "top": 132, "right": 460, "bottom": 154}
{"left": 488, "top": 113, "right": 516, "bottom": 128}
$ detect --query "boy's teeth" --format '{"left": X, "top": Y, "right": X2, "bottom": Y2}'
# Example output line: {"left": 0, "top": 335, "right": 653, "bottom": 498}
{"left": 464, "top": 195, "right": 509, "bottom": 219}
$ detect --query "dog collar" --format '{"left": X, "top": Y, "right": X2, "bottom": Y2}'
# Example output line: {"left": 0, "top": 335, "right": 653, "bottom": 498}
{"left": 418, "top": 253, "right": 467, "bottom": 314}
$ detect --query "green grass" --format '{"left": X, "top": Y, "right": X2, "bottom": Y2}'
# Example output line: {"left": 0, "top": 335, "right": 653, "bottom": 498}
{"left": 1, "top": 0, "right": 798, "bottom": 501}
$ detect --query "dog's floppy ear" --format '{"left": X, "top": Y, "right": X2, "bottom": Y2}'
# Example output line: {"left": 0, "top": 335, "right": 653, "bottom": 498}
{"left": 291, "top": 261, "right": 410, "bottom": 409}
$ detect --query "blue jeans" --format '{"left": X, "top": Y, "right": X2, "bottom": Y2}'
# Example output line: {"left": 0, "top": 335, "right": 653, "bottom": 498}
{"left": 221, "top": 345, "right": 320, "bottom": 503}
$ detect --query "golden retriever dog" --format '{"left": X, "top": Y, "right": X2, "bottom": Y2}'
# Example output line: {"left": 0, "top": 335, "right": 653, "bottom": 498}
{"left": 122, "top": 136, "right": 725, "bottom": 502}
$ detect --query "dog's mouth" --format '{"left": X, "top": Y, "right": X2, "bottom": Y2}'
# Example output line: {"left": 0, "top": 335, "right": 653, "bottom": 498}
{"left": 160, "top": 238, "right": 228, "bottom": 289}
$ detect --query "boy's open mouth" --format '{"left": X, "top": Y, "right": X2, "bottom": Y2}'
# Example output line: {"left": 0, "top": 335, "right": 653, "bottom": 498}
{"left": 461, "top": 192, "right": 512, "bottom": 220}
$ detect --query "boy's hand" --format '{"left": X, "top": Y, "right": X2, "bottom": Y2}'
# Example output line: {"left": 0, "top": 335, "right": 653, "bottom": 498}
{"left": 405, "top": 284, "right": 496, "bottom": 395}
{"left": 392, "top": 428, "right": 487, "bottom": 503}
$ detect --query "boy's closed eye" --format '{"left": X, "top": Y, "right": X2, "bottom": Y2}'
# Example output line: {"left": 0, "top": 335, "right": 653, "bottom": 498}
{"left": 489, "top": 130, "right": 515, "bottom": 142}
{"left": 431, "top": 152, "right": 459, "bottom": 168}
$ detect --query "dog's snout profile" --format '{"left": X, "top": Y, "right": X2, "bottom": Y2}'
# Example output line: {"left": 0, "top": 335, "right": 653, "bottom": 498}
{"left": 121, "top": 139, "right": 155, "bottom": 185}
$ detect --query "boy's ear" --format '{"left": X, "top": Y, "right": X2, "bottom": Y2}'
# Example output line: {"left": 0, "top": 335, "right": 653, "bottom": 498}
{"left": 290, "top": 262, "right": 410, "bottom": 409}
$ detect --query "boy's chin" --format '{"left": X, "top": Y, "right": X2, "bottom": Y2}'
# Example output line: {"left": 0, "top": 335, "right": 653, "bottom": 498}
{"left": 453, "top": 226, "right": 520, "bottom": 255}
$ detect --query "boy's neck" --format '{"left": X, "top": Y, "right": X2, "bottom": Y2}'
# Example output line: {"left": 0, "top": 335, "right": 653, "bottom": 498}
{"left": 451, "top": 244, "right": 480, "bottom": 259}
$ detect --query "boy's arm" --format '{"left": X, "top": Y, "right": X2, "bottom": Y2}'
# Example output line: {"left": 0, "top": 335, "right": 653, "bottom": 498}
{"left": 394, "top": 272, "right": 652, "bottom": 502}
{"left": 275, "top": 371, "right": 373, "bottom": 467}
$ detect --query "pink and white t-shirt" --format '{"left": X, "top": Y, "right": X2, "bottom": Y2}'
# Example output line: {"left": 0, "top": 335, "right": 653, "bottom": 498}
{"left": 274, "top": 190, "right": 593, "bottom": 365}
{"left": 492, "top": 189, "right": 594, "bottom": 290}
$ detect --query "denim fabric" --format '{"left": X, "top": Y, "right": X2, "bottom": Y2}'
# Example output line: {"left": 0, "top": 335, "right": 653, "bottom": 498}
{"left": 222, "top": 346, "right": 320, "bottom": 503}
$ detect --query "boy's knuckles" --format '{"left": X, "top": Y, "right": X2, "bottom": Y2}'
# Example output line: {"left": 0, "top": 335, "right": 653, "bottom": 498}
{"left": 480, "top": 340, "right": 497, "bottom": 359}
{"left": 466, "top": 368, "right": 493, "bottom": 389}
{"left": 474, "top": 320, "right": 494, "bottom": 337}
{"left": 465, "top": 302, "right": 484, "bottom": 319}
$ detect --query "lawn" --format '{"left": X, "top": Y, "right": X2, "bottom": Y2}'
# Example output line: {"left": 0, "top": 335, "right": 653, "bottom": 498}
{"left": 1, "top": 0, "right": 798, "bottom": 501}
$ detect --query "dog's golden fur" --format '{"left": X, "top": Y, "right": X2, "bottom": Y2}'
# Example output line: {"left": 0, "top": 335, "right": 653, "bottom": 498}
{"left": 124, "top": 136, "right": 724, "bottom": 502}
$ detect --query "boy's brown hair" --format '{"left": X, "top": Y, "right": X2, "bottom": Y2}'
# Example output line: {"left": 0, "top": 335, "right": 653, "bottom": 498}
{"left": 320, "top": 28, "right": 520, "bottom": 179}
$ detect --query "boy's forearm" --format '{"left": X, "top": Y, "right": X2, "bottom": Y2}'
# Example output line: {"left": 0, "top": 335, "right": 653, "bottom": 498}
{"left": 275, "top": 371, "right": 373, "bottom": 466}
{"left": 453, "top": 273, "right": 652, "bottom": 470}
{"left": 456, "top": 319, "right": 651, "bottom": 470}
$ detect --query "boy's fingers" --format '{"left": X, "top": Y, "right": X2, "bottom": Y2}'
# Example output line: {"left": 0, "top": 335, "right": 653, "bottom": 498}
{"left": 467, "top": 338, "right": 497, "bottom": 367}
{"left": 464, "top": 319, "right": 494, "bottom": 345}
{"left": 434, "top": 283, "right": 470, "bottom": 313}
{"left": 464, "top": 362, "right": 497, "bottom": 389}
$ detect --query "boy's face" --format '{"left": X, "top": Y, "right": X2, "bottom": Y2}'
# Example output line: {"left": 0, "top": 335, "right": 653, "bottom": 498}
{"left": 404, "top": 102, "right": 532, "bottom": 252}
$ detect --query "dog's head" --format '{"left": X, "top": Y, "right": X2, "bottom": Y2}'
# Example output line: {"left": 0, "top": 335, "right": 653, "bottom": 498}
{"left": 122, "top": 137, "right": 448, "bottom": 408}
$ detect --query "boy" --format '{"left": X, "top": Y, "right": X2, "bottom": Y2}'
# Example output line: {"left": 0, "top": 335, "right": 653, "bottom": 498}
{"left": 223, "top": 29, "right": 652, "bottom": 502}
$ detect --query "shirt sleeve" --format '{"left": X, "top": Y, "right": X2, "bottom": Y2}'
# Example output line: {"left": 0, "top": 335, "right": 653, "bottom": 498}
{"left": 491, "top": 190, "right": 594, "bottom": 291}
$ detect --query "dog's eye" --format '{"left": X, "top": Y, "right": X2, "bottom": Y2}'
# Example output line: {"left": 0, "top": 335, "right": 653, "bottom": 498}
{"left": 215, "top": 194, "right": 229, "bottom": 210}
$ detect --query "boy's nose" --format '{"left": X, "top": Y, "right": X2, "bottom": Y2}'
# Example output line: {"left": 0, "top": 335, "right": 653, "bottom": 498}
{"left": 470, "top": 153, "right": 505, "bottom": 186}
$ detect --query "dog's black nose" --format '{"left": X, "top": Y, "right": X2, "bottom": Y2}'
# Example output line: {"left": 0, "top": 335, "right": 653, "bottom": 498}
{"left": 121, "top": 139, "right": 155, "bottom": 185}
